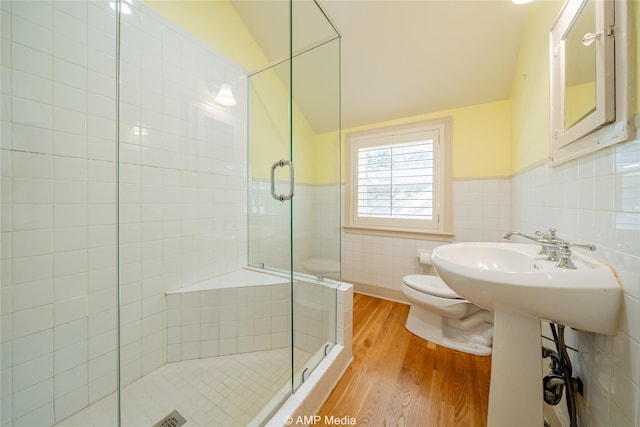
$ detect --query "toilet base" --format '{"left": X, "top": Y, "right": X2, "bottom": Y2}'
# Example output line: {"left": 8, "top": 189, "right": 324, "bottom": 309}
{"left": 405, "top": 305, "right": 493, "bottom": 356}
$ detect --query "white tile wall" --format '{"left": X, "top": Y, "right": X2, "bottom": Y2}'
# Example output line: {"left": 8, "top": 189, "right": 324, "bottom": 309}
{"left": 166, "top": 284, "right": 290, "bottom": 361}
{"left": 2, "top": 1, "right": 248, "bottom": 425}
{"left": 293, "top": 280, "right": 338, "bottom": 354}
{"left": 341, "top": 178, "right": 512, "bottom": 294}
{"left": 512, "top": 138, "right": 640, "bottom": 427}
{"left": 249, "top": 181, "right": 341, "bottom": 274}
{"left": 166, "top": 279, "right": 337, "bottom": 362}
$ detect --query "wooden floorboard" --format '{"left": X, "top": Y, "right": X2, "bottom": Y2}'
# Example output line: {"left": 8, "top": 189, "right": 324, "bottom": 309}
{"left": 318, "top": 293, "right": 491, "bottom": 427}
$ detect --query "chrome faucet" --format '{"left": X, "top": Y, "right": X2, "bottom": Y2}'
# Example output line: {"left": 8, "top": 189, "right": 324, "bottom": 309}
{"left": 503, "top": 230, "right": 536, "bottom": 240}
{"left": 556, "top": 241, "right": 597, "bottom": 269}
{"left": 503, "top": 229, "right": 597, "bottom": 269}
{"left": 535, "top": 228, "right": 559, "bottom": 258}
{"left": 503, "top": 230, "right": 557, "bottom": 244}
{"left": 503, "top": 229, "right": 561, "bottom": 261}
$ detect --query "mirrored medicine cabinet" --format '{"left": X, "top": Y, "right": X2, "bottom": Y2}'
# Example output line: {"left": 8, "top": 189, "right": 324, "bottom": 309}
{"left": 549, "top": 0, "right": 635, "bottom": 165}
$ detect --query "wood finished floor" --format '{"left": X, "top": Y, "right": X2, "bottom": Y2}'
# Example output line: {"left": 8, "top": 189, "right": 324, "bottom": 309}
{"left": 318, "top": 293, "right": 492, "bottom": 427}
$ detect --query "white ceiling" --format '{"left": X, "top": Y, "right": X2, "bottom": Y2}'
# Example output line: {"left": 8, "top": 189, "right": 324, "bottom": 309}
{"left": 233, "top": 0, "right": 530, "bottom": 130}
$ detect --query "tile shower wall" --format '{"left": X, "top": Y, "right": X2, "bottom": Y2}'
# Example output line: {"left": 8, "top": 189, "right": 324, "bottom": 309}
{"left": 250, "top": 181, "right": 341, "bottom": 273}
{"left": 340, "top": 178, "right": 511, "bottom": 294}
{"left": 2, "top": 2, "right": 121, "bottom": 425}
{"left": 293, "top": 280, "right": 337, "bottom": 354}
{"left": 511, "top": 137, "right": 640, "bottom": 427}
{"left": 165, "top": 280, "right": 336, "bottom": 362}
{"left": 249, "top": 180, "right": 312, "bottom": 271}
{"left": 0, "top": 1, "right": 247, "bottom": 425}
{"left": 166, "top": 284, "right": 291, "bottom": 361}
{"left": 117, "top": 2, "right": 247, "bottom": 393}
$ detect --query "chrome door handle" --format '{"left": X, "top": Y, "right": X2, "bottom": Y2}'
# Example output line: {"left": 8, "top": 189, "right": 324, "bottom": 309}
{"left": 270, "top": 160, "right": 295, "bottom": 201}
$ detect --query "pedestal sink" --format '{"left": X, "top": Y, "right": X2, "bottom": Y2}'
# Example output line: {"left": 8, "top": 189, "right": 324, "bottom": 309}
{"left": 431, "top": 242, "right": 622, "bottom": 427}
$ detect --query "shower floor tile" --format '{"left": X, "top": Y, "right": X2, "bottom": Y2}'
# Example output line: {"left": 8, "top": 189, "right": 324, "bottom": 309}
{"left": 56, "top": 348, "right": 312, "bottom": 427}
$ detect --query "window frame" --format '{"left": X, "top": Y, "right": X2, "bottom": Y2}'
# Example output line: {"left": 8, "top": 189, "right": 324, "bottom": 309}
{"left": 344, "top": 117, "right": 453, "bottom": 240}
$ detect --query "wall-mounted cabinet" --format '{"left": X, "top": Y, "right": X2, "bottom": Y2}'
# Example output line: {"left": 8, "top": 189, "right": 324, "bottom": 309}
{"left": 549, "top": 0, "right": 635, "bottom": 165}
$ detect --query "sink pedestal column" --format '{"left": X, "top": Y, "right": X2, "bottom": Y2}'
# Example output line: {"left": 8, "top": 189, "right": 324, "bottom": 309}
{"left": 488, "top": 311, "right": 543, "bottom": 427}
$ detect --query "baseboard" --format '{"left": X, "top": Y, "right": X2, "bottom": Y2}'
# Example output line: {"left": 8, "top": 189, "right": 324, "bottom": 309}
{"left": 346, "top": 280, "right": 409, "bottom": 305}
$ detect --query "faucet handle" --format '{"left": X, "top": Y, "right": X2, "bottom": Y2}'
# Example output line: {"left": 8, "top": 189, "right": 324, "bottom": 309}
{"left": 534, "top": 229, "right": 559, "bottom": 255}
{"left": 557, "top": 241, "right": 596, "bottom": 252}
{"left": 536, "top": 228, "right": 558, "bottom": 238}
{"left": 568, "top": 242, "right": 596, "bottom": 252}
{"left": 555, "top": 241, "right": 596, "bottom": 269}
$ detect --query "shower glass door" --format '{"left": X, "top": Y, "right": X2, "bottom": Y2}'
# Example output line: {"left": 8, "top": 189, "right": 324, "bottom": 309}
{"left": 246, "top": 13, "right": 294, "bottom": 410}
{"left": 248, "top": 0, "right": 341, "bottom": 393}
{"left": 290, "top": 1, "right": 341, "bottom": 391}
{"left": 247, "top": 64, "right": 293, "bottom": 275}
{"left": 246, "top": 53, "right": 295, "bottom": 418}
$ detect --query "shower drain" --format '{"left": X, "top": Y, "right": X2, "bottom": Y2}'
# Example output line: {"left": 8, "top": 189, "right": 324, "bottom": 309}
{"left": 152, "top": 409, "right": 187, "bottom": 427}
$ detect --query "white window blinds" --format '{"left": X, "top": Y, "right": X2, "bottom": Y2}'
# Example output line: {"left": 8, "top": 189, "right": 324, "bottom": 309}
{"left": 357, "top": 140, "right": 434, "bottom": 220}
{"left": 345, "top": 119, "right": 452, "bottom": 237}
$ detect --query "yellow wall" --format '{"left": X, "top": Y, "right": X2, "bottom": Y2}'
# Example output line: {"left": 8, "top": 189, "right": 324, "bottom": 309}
{"left": 451, "top": 101, "right": 512, "bottom": 178}
{"left": 293, "top": 107, "right": 321, "bottom": 184}
{"left": 143, "top": 0, "right": 266, "bottom": 71}
{"left": 510, "top": 0, "right": 563, "bottom": 174}
{"left": 511, "top": 0, "right": 639, "bottom": 173}
{"left": 636, "top": 0, "right": 640, "bottom": 115}
{"left": 248, "top": 70, "right": 290, "bottom": 180}
{"left": 341, "top": 100, "right": 512, "bottom": 180}
{"left": 146, "top": 0, "right": 637, "bottom": 181}
{"left": 565, "top": 81, "right": 596, "bottom": 128}
{"left": 311, "top": 131, "right": 341, "bottom": 185}
{"left": 143, "top": 1, "right": 511, "bottom": 184}
{"left": 145, "top": 0, "right": 333, "bottom": 185}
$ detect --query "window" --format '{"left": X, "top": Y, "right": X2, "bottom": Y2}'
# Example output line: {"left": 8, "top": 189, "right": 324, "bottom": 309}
{"left": 345, "top": 118, "right": 453, "bottom": 239}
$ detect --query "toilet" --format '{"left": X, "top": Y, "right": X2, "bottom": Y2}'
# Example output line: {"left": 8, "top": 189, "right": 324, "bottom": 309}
{"left": 401, "top": 250, "right": 494, "bottom": 356}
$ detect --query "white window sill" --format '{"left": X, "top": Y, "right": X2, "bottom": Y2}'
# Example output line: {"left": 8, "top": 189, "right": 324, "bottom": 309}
{"left": 343, "top": 225, "right": 454, "bottom": 242}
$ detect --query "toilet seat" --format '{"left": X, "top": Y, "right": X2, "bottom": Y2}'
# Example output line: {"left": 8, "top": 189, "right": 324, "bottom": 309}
{"left": 403, "top": 275, "right": 461, "bottom": 299}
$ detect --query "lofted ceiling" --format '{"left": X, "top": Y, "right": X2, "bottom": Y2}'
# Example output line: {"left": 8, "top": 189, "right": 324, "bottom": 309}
{"left": 232, "top": 0, "right": 530, "bottom": 131}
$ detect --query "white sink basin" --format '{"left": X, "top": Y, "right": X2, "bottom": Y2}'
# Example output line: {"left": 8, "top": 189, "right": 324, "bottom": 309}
{"left": 431, "top": 241, "right": 622, "bottom": 427}
{"left": 431, "top": 242, "right": 622, "bottom": 335}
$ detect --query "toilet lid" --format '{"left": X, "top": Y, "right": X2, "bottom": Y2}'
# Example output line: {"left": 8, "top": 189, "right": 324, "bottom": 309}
{"left": 403, "top": 275, "right": 462, "bottom": 299}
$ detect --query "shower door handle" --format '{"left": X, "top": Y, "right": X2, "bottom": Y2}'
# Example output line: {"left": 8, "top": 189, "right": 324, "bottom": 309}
{"left": 270, "top": 160, "right": 295, "bottom": 202}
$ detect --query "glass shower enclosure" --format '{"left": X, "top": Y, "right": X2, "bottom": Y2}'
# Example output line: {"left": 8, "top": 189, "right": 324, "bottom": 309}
{"left": 0, "top": 0, "right": 341, "bottom": 425}
{"left": 246, "top": 0, "right": 342, "bottom": 393}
